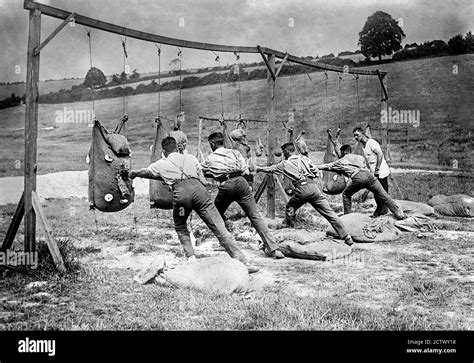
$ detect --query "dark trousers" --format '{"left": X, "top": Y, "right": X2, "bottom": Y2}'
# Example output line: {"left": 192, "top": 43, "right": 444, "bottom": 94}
{"left": 375, "top": 176, "right": 389, "bottom": 216}
{"left": 172, "top": 178, "right": 248, "bottom": 264}
{"left": 286, "top": 180, "right": 348, "bottom": 239}
{"left": 343, "top": 171, "right": 400, "bottom": 216}
{"left": 214, "top": 176, "right": 278, "bottom": 253}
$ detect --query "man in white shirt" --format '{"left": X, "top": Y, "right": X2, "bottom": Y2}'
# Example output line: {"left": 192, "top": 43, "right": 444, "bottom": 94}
{"left": 353, "top": 127, "right": 392, "bottom": 217}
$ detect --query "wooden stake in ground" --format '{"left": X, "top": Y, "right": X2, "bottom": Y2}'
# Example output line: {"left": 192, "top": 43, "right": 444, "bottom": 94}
{"left": 32, "top": 191, "right": 66, "bottom": 273}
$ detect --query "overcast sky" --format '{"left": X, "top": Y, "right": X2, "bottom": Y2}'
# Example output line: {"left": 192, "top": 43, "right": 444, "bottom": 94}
{"left": 0, "top": 0, "right": 472, "bottom": 82}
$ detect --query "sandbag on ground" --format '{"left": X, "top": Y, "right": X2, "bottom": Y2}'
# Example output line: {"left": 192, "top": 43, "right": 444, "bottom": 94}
{"left": 88, "top": 120, "right": 134, "bottom": 212}
{"left": 428, "top": 194, "right": 474, "bottom": 217}
{"left": 326, "top": 213, "right": 400, "bottom": 242}
{"left": 394, "top": 214, "right": 437, "bottom": 233}
{"left": 155, "top": 256, "right": 249, "bottom": 295}
{"left": 395, "top": 199, "right": 435, "bottom": 216}
{"left": 275, "top": 229, "right": 352, "bottom": 260}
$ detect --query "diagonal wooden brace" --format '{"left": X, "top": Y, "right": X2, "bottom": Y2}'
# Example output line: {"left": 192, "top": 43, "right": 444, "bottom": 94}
{"left": 33, "top": 12, "right": 76, "bottom": 56}
{"left": 275, "top": 52, "right": 289, "bottom": 78}
{"left": 257, "top": 45, "right": 276, "bottom": 81}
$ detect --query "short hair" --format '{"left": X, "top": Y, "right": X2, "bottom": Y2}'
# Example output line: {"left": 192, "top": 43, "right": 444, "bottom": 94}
{"left": 161, "top": 136, "right": 178, "bottom": 153}
{"left": 340, "top": 144, "right": 352, "bottom": 154}
{"left": 353, "top": 127, "right": 364, "bottom": 134}
{"left": 208, "top": 131, "right": 225, "bottom": 146}
{"left": 281, "top": 142, "right": 295, "bottom": 153}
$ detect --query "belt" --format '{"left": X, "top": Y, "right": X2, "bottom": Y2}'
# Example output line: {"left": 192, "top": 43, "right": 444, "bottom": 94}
{"left": 292, "top": 177, "right": 315, "bottom": 188}
{"left": 171, "top": 177, "right": 198, "bottom": 188}
{"left": 215, "top": 172, "right": 243, "bottom": 183}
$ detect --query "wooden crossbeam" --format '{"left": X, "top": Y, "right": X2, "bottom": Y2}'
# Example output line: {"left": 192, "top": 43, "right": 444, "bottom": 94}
{"left": 1, "top": 192, "right": 25, "bottom": 252}
{"left": 31, "top": 191, "right": 66, "bottom": 273}
{"left": 24, "top": 0, "right": 258, "bottom": 54}
{"left": 260, "top": 46, "right": 386, "bottom": 76}
{"left": 33, "top": 12, "right": 75, "bottom": 56}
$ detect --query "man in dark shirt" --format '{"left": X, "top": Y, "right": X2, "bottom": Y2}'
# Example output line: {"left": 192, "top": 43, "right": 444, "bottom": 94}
{"left": 128, "top": 137, "right": 259, "bottom": 273}
{"left": 316, "top": 144, "right": 406, "bottom": 220}
{"left": 201, "top": 132, "right": 284, "bottom": 259}
{"left": 256, "top": 142, "right": 354, "bottom": 246}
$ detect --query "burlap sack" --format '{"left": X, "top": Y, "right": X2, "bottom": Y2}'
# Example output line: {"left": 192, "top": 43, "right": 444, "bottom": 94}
{"left": 275, "top": 229, "right": 352, "bottom": 261}
{"left": 88, "top": 120, "right": 134, "bottom": 212}
{"left": 149, "top": 119, "right": 173, "bottom": 209}
{"left": 428, "top": 194, "right": 474, "bottom": 217}
{"left": 155, "top": 256, "right": 249, "bottom": 295}
{"left": 322, "top": 134, "right": 346, "bottom": 195}
{"left": 326, "top": 213, "right": 400, "bottom": 242}
{"left": 395, "top": 199, "right": 435, "bottom": 216}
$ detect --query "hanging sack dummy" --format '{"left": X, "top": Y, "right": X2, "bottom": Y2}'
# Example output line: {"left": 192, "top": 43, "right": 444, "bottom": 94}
{"left": 88, "top": 118, "right": 134, "bottom": 212}
{"left": 149, "top": 118, "right": 173, "bottom": 209}
{"left": 322, "top": 128, "right": 346, "bottom": 195}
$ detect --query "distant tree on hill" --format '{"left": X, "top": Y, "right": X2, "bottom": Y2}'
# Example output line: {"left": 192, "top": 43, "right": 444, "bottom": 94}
{"left": 447, "top": 34, "right": 468, "bottom": 55}
{"left": 110, "top": 74, "right": 121, "bottom": 86}
{"left": 129, "top": 69, "right": 140, "bottom": 81}
{"left": 359, "top": 11, "right": 405, "bottom": 61}
{"left": 338, "top": 51, "right": 354, "bottom": 56}
{"left": 83, "top": 67, "right": 106, "bottom": 89}
{"left": 465, "top": 31, "right": 474, "bottom": 52}
{"left": 120, "top": 71, "right": 128, "bottom": 83}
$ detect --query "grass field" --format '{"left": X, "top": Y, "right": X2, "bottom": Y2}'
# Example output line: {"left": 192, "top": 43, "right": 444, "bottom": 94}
{"left": 1, "top": 188, "right": 473, "bottom": 330}
{"left": 0, "top": 55, "right": 472, "bottom": 331}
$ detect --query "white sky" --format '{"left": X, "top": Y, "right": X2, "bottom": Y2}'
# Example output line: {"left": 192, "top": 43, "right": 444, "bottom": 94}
{"left": 0, "top": 0, "right": 472, "bottom": 82}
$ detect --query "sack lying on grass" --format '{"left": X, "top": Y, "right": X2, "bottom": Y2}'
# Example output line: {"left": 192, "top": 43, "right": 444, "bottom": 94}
{"left": 428, "top": 194, "right": 474, "bottom": 217}
{"left": 149, "top": 119, "right": 173, "bottom": 209}
{"left": 275, "top": 229, "right": 352, "bottom": 261}
{"left": 88, "top": 120, "right": 134, "bottom": 212}
{"left": 155, "top": 256, "right": 249, "bottom": 295}
{"left": 394, "top": 214, "right": 437, "bottom": 233}
{"left": 395, "top": 199, "right": 435, "bottom": 216}
{"left": 326, "top": 213, "right": 400, "bottom": 242}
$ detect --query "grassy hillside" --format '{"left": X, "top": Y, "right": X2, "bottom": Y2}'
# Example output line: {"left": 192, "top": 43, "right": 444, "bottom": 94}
{"left": 0, "top": 54, "right": 472, "bottom": 178}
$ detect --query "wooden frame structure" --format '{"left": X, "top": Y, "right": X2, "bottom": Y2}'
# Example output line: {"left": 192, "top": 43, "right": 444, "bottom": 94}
{"left": 3, "top": 0, "right": 388, "bottom": 267}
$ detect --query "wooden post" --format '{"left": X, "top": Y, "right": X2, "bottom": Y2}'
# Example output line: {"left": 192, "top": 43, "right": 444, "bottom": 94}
{"left": 32, "top": 191, "right": 66, "bottom": 273}
{"left": 266, "top": 53, "right": 276, "bottom": 218}
{"left": 24, "top": 8, "right": 41, "bottom": 252}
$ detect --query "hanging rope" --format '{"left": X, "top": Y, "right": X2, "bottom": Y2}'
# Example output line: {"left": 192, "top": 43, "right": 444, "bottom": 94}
{"left": 154, "top": 43, "right": 162, "bottom": 118}
{"left": 338, "top": 73, "right": 343, "bottom": 127}
{"left": 84, "top": 27, "right": 95, "bottom": 113}
{"left": 324, "top": 71, "right": 328, "bottom": 130}
{"left": 213, "top": 51, "right": 225, "bottom": 117}
{"left": 119, "top": 36, "right": 138, "bottom": 237}
{"left": 234, "top": 52, "right": 242, "bottom": 119}
{"left": 119, "top": 36, "right": 128, "bottom": 119}
{"left": 354, "top": 74, "right": 361, "bottom": 124}
{"left": 177, "top": 47, "right": 183, "bottom": 113}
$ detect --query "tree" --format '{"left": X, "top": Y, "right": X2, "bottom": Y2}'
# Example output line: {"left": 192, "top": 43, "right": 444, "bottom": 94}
{"left": 465, "top": 31, "right": 474, "bottom": 52}
{"left": 447, "top": 34, "right": 467, "bottom": 55}
{"left": 120, "top": 71, "right": 128, "bottom": 83}
{"left": 359, "top": 11, "right": 405, "bottom": 61}
{"left": 83, "top": 67, "right": 106, "bottom": 89}
{"left": 129, "top": 69, "right": 140, "bottom": 81}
